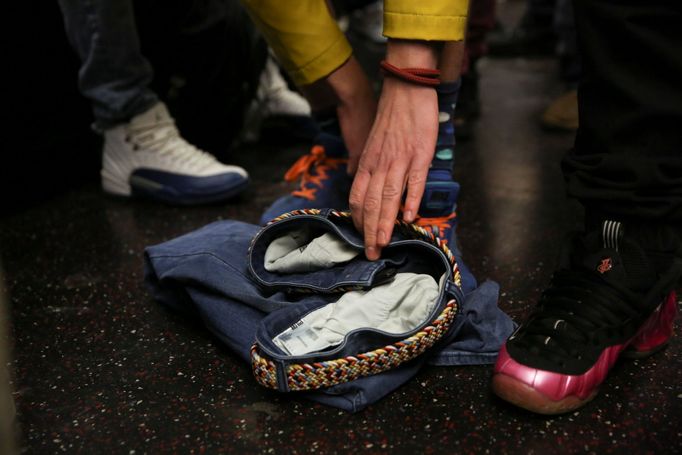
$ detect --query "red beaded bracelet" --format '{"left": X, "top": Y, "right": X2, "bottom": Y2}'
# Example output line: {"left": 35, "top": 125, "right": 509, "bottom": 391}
{"left": 380, "top": 60, "right": 440, "bottom": 87}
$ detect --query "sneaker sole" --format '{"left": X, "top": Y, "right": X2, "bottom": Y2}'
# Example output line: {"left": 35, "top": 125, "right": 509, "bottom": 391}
{"left": 130, "top": 177, "right": 250, "bottom": 205}
{"left": 492, "top": 372, "right": 599, "bottom": 415}
{"left": 102, "top": 170, "right": 249, "bottom": 205}
{"left": 621, "top": 338, "right": 671, "bottom": 359}
{"left": 491, "top": 342, "right": 671, "bottom": 415}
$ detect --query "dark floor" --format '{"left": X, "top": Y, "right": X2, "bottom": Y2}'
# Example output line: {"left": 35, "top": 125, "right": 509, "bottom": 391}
{"left": 4, "top": 26, "right": 682, "bottom": 455}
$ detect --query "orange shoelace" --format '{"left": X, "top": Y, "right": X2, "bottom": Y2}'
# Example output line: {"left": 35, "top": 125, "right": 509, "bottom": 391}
{"left": 414, "top": 212, "right": 457, "bottom": 244}
{"left": 284, "top": 145, "right": 347, "bottom": 201}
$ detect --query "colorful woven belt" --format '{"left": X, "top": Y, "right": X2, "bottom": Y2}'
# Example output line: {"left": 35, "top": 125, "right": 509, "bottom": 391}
{"left": 252, "top": 300, "right": 457, "bottom": 391}
{"left": 251, "top": 209, "right": 462, "bottom": 391}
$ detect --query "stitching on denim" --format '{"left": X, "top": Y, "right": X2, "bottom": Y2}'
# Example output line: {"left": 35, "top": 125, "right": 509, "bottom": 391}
{"left": 149, "top": 252, "right": 250, "bottom": 280}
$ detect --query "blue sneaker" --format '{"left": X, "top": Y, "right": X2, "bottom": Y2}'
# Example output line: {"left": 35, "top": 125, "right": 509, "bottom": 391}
{"left": 259, "top": 132, "right": 351, "bottom": 224}
{"left": 413, "top": 169, "right": 477, "bottom": 293}
{"left": 101, "top": 102, "right": 249, "bottom": 205}
{"left": 414, "top": 169, "right": 460, "bottom": 244}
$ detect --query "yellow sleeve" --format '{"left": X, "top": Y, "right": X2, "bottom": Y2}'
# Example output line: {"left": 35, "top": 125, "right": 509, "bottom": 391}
{"left": 384, "top": 0, "right": 470, "bottom": 41}
{"left": 241, "top": 0, "right": 352, "bottom": 86}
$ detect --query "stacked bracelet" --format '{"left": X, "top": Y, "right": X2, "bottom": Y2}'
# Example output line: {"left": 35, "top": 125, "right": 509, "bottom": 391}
{"left": 380, "top": 60, "right": 440, "bottom": 87}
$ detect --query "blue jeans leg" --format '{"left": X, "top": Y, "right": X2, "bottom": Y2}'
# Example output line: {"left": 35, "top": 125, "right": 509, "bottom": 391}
{"left": 58, "top": 0, "right": 158, "bottom": 130}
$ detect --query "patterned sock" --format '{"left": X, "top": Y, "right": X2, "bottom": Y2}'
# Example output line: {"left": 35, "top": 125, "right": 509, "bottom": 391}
{"left": 418, "top": 80, "right": 462, "bottom": 219}
{"left": 432, "top": 80, "right": 461, "bottom": 174}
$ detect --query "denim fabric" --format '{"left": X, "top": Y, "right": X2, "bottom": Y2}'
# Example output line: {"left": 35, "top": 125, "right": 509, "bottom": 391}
{"left": 144, "top": 219, "right": 515, "bottom": 412}
{"left": 248, "top": 214, "right": 452, "bottom": 297}
{"left": 58, "top": 0, "right": 159, "bottom": 129}
{"left": 429, "top": 280, "right": 516, "bottom": 366}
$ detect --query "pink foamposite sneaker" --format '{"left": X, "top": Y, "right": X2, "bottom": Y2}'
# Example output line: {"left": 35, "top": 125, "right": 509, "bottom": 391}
{"left": 492, "top": 221, "right": 681, "bottom": 415}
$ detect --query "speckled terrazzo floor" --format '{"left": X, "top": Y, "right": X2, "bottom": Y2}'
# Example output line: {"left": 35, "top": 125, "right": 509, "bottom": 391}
{"left": 4, "top": 22, "right": 682, "bottom": 455}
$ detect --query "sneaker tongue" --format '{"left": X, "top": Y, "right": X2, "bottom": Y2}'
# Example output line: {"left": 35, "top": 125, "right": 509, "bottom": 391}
{"left": 418, "top": 169, "right": 460, "bottom": 218}
{"left": 313, "top": 132, "right": 347, "bottom": 158}
{"left": 576, "top": 221, "right": 657, "bottom": 293}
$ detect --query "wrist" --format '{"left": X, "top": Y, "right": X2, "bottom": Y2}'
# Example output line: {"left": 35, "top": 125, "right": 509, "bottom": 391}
{"left": 385, "top": 39, "right": 438, "bottom": 69}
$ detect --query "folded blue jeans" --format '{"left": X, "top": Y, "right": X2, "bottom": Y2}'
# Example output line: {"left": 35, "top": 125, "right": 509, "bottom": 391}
{"left": 144, "top": 214, "right": 515, "bottom": 412}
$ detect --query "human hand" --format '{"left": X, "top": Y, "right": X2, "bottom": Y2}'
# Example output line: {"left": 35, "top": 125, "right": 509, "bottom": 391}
{"left": 349, "top": 76, "right": 438, "bottom": 260}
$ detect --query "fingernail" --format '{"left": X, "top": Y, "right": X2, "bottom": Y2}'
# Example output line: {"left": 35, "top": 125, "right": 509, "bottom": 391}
{"left": 404, "top": 210, "right": 413, "bottom": 222}
{"left": 366, "top": 246, "right": 377, "bottom": 260}
{"left": 378, "top": 230, "right": 387, "bottom": 245}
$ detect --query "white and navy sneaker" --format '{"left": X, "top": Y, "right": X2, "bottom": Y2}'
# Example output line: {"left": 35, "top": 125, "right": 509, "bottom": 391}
{"left": 101, "top": 102, "right": 249, "bottom": 205}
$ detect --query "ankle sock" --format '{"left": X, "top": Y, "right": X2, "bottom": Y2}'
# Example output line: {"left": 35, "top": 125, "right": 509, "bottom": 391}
{"left": 432, "top": 80, "right": 461, "bottom": 175}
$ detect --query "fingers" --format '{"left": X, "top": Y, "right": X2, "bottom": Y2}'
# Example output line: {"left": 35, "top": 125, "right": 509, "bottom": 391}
{"left": 350, "top": 158, "right": 385, "bottom": 261}
{"left": 350, "top": 149, "right": 410, "bottom": 261}
{"left": 347, "top": 77, "right": 438, "bottom": 261}
{"left": 349, "top": 138, "right": 390, "bottom": 261}
{"left": 360, "top": 170, "right": 386, "bottom": 261}
{"left": 402, "top": 159, "right": 430, "bottom": 223}
{"left": 349, "top": 167, "right": 370, "bottom": 233}
{"left": 350, "top": 135, "right": 432, "bottom": 260}
{"left": 376, "top": 163, "right": 409, "bottom": 248}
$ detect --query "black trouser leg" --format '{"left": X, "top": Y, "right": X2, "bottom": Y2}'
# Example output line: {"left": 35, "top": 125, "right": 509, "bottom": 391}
{"left": 562, "top": 0, "right": 682, "bottom": 222}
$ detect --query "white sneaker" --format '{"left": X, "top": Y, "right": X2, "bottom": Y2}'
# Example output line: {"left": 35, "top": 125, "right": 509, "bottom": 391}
{"left": 241, "top": 55, "right": 314, "bottom": 143}
{"left": 101, "top": 102, "right": 249, "bottom": 204}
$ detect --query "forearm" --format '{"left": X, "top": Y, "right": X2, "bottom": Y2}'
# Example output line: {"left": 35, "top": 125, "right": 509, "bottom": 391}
{"left": 385, "top": 39, "right": 439, "bottom": 68}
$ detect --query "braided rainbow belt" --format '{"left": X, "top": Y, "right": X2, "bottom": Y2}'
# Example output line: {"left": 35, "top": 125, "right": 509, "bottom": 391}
{"left": 251, "top": 208, "right": 462, "bottom": 391}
